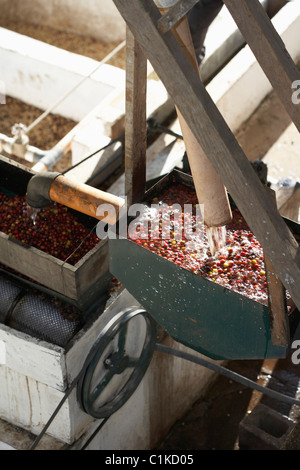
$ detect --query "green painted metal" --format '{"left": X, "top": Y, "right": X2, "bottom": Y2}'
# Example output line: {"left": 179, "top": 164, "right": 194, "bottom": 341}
{"left": 110, "top": 237, "right": 289, "bottom": 360}
{"left": 109, "top": 170, "right": 300, "bottom": 361}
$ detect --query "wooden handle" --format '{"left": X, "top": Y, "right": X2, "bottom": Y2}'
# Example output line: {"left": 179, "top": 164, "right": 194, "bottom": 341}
{"left": 49, "top": 175, "right": 125, "bottom": 225}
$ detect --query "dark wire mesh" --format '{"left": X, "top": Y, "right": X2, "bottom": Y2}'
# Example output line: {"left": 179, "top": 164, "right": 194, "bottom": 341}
{"left": 0, "top": 276, "right": 81, "bottom": 347}
{"left": 0, "top": 277, "right": 22, "bottom": 323}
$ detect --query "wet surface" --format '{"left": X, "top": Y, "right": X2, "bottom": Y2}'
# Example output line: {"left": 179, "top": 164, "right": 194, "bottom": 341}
{"left": 157, "top": 347, "right": 300, "bottom": 450}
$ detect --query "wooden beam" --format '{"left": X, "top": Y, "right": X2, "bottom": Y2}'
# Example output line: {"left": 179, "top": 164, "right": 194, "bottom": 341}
{"left": 223, "top": 0, "right": 300, "bottom": 132}
{"left": 112, "top": 0, "right": 300, "bottom": 312}
{"left": 265, "top": 254, "right": 289, "bottom": 347}
{"left": 125, "top": 27, "right": 147, "bottom": 205}
{"left": 279, "top": 185, "right": 300, "bottom": 224}
{"left": 157, "top": 0, "right": 199, "bottom": 33}
{"left": 264, "top": 189, "right": 289, "bottom": 347}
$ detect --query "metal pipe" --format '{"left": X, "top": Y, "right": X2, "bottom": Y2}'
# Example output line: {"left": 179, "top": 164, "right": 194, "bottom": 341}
{"left": 0, "top": 133, "right": 44, "bottom": 162}
{"left": 0, "top": 132, "right": 65, "bottom": 167}
{"left": 154, "top": 0, "right": 232, "bottom": 228}
{"left": 26, "top": 172, "right": 125, "bottom": 225}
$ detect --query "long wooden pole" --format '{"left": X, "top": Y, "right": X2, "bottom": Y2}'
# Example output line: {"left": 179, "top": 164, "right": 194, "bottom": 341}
{"left": 125, "top": 27, "right": 148, "bottom": 206}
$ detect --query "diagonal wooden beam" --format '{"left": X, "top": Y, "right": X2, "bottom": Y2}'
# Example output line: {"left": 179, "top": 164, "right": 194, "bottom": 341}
{"left": 157, "top": 0, "right": 199, "bottom": 33}
{"left": 112, "top": 0, "right": 300, "bottom": 312}
{"left": 223, "top": 0, "right": 300, "bottom": 132}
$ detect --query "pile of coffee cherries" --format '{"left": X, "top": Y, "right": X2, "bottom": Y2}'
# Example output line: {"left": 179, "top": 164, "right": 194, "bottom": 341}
{"left": 0, "top": 189, "right": 100, "bottom": 265}
{"left": 129, "top": 182, "right": 269, "bottom": 304}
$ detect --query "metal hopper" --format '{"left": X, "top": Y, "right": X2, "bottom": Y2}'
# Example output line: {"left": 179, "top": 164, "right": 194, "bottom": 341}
{"left": 109, "top": 170, "right": 300, "bottom": 360}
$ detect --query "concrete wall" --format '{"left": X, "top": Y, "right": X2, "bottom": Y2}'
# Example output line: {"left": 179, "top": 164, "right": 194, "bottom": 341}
{"left": 0, "top": 26, "right": 126, "bottom": 122}
{"left": 0, "top": 0, "right": 126, "bottom": 42}
{"left": 0, "top": 0, "right": 290, "bottom": 43}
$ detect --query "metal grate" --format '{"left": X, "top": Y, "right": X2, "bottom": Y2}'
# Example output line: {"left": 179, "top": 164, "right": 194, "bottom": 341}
{"left": 0, "top": 275, "right": 81, "bottom": 347}
{"left": 0, "top": 277, "right": 22, "bottom": 323}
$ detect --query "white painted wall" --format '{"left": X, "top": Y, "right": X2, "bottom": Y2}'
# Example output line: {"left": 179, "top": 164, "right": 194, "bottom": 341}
{"left": 0, "top": 27, "right": 126, "bottom": 122}
{"left": 206, "top": 1, "right": 300, "bottom": 133}
{"left": 0, "top": 0, "right": 126, "bottom": 42}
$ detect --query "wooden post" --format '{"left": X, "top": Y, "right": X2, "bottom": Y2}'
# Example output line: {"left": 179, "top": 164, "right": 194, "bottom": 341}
{"left": 223, "top": 0, "right": 300, "bottom": 132}
{"left": 157, "top": 0, "right": 199, "bottom": 33}
{"left": 125, "top": 26, "right": 147, "bottom": 206}
{"left": 265, "top": 255, "right": 289, "bottom": 347}
{"left": 264, "top": 189, "right": 289, "bottom": 347}
{"left": 112, "top": 0, "right": 300, "bottom": 313}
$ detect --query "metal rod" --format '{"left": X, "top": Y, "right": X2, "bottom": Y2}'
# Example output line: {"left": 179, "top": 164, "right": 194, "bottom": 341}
{"left": 155, "top": 343, "right": 300, "bottom": 407}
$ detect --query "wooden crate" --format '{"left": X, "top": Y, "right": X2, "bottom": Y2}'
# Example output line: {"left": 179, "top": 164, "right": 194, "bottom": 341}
{"left": 0, "top": 288, "right": 220, "bottom": 448}
{"left": 0, "top": 155, "right": 110, "bottom": 305}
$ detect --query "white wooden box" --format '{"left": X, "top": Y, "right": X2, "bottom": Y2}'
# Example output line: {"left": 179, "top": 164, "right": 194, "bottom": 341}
{"left": 0, "top": 289, "right": 218, "bottom": 449}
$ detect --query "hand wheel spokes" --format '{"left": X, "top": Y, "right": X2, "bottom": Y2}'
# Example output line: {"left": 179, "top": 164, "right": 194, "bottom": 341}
{"left": 78, "top": 308, "right": 157, "bottom": 419}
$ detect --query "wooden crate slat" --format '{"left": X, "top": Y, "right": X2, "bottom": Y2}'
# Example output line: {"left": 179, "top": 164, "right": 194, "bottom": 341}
{"left": 112, "top": 0, "right": 300, "bottom": 312}
{"left": 0, "top": 232, "right": 77, "bottom": 297}
{"left": 0, "top": 155, "right": 108, "bottom": 301}
{"left": 0, "top": 325, "right": 66, "bottom": 389}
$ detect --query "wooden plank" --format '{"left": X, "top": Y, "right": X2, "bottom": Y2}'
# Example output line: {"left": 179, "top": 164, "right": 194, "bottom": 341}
{"left": 278, "top": 185, "right": 300, "bottom": 224}
{"left": 158, "top": 0, "right": 199, "bottom": 33}
{"left": 0, "top": 232, "right": 77, "bottom": 299}
{"left": 112, "top": 0, "right": 300, "bottom": 313}
{"left": 0, "top": 230, "right": 110, "bottom": 302}
{"left": 264, "top": 189, "right": 289, "bottom": 347}
{"left": 223, "top": 0, "right": 300, "bottom": 132}
{"left": 265, "top": 255, "right": 289, "bottom": 347}
{"left": 125, "top": 27, "right": 148, "bottom": 205}
{"left": 0, "top": 366, "right": 73, "bottom": 443}
{"left": 0, "top": 325, "right": 65, "bottom": 389}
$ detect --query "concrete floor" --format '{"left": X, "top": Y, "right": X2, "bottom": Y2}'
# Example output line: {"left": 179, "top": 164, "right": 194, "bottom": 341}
{"left": 157, "top": 353, "right": 300, "bottom": 450}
